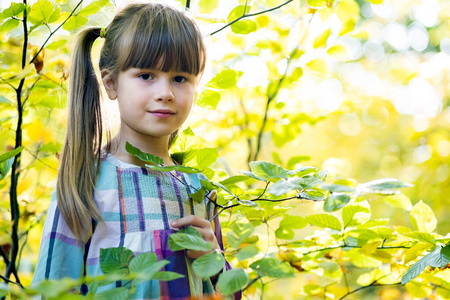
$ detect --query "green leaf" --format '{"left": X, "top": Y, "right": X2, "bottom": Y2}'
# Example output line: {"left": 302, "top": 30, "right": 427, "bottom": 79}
{"left": 298, "top": 190, "right": 326, "bottom": 201}
{"left": 0, "top": 147, "right": 24, "bottom": 164}
{"left": 79, "top": 0, "right": 109, "bottom": 17}
{"left": 231, "top": 19, "right": 257, "bottom": 35}
{"left": 217, "top": 268, "right": 248, "bottom": 296}
{"left": 196, "top": 148, "right": 218, "bottom": 168}
{"left": 239, "top": 170, "right": 267, "bottom": 182}
{"left": 31, "top": 278, "right": 78, "bottom": 298}
{"left": 307, "top": 214, "right": 341, "bottom": 231}
{"left": 227, "top": 222, "right": 255, "bottom": 248}
{"left": 268, "top": 179, "right": 304, "bottom": 196}
{"left": 192, "top": 252, "right": 225, "bottom": 278}
{"left": 170, "top": 127, "right": 199, "bottom": 165}
{"left": 227, "top": 5, "right": 251, "bottom": 22}
{"left": 132, "top": 260, "right": 170, "bottom": 284}
{"left": 151, "top": 271, "right": 184, "bottom": 281}
{"left": 401, "top": 244, "right": 450, "bottom": 284}
{"left": 342, "top": 202, "right": 371, "bottom": 228}
{"left": 46, "top": 39, "right": 67, "bottom": 50}
{"left": 125, "top": 142, "right": 163, "bottom": 165}
{"left": 313, "top": 28, "right": 332, "bottom": 48}
{"left": 291, "top": 67, "right": 304, "bottom": 81}
{"left": 307, "top": 0, "right": 330, "bottom": 9}
{"left": 1, "top": 3, "right": 26, "bottom": 19}
{"left": 404, "top": 232, "right": 436, "bottom": 246}
{"left": 0, "top": 18, "right": 20, "bottom": 31}
{"left": 128, "top": 252, "right": 157, "bottom": 273}
{"left": 93, "top": 287, "right": 129, "bottom": 300}
{"left": 275, "top": 227, "right": 295, "bottom": 239}
{"left": 40, "top": 142, "right": 61, "bottom": 153}
{"left": 210, "top": 69, "right": 238, "bottom": 89}
{"left": 197, "top": 88, "right": 220, "bottom": 110}
{"left": 410, "top": 200, "right": 437, "bottom": 233}
{"left": 0, "top": 95, "right": 11, "bottom": 104}
{"left": 168, "top": 232, "right": 213, "bottom": 252}
{"left": 99, "top": 247, "right": 134, "bottom": 275}
{"left": 250, "top": 257, "right": 294, "bottom": 278}
{"left": 323, "top": 194, "right": 351, "bottom": 212}
{"left": 179, "top": 226, "right": 203, "bottom": 238}
{"left": 0, "top": 147, "right": 24, "bottom": 181}
{"left": 29, "top": 0, "right": 55, "bottom": 24}
{"left": 219, "top": 175, "right": 249, "bottom": 186}
{"left": 321, "top": 184, "right": 355, "bottom": 193}
{"left": 236, "top": 245, "right": 259, "bottom": 261}
{"left": 48, "top": 5, "right": 60, "bottom": 23}
{"left": 190, "top": 186, "right": 206, "bottom": 204}
{"left": 62, "top": 14, "right": 88, "bottom": 31}
{"left": 249, "top": 161, "right": 288, "bottom": 180}
{"left": 146, "top": 164, "right": 202, "bottom": 174}
{"left": 199, "top": 0, "right": 219, "bottom": 13}
{"left": 237, "top": 199, "right": 258, "bottom": 207}
{"left": 383, "top": 194, "right": 413, "bottom": 210}
{"left": 361, "top": 178, "right": 413, "bottom": 192}
{"left": 279, "top": 216, "right": 307, "bottom": 229}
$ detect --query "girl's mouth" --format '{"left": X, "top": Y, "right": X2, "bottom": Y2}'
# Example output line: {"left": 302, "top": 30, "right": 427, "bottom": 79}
{"left": 149, "top": 109, "right": 175, "bottom": 119}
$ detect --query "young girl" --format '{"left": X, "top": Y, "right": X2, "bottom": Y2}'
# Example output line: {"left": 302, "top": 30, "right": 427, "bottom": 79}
{"left": 33, "top": 3, "right": 233, "bottom": 299}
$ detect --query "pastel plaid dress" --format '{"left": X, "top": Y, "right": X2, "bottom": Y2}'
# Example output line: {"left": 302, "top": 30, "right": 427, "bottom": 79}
{"left": 33, "top": 154, "right": 229, "bottom": 299}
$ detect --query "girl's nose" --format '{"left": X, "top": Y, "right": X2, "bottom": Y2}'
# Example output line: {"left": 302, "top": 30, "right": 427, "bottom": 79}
{"left": 154, "top": 78, "right": 174, "bottom": 102}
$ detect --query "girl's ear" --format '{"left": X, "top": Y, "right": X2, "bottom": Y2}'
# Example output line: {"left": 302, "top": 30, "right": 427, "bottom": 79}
{"left": 101, "top": 69, "right": 117, "bottom": 100}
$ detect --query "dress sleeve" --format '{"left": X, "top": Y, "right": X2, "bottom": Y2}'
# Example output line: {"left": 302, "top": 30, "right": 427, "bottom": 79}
{"left": 32, "top": 191, "right": 87, "bottom": 286}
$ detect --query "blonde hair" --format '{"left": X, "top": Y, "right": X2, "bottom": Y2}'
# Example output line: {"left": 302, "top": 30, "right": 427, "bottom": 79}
{"left": 57, "top": 2, "right": 206, "bottom": 240}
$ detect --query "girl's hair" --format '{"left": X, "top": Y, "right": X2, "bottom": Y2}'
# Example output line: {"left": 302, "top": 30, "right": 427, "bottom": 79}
{"left": 57, "top": 2, "right": 206, "bottom": 240}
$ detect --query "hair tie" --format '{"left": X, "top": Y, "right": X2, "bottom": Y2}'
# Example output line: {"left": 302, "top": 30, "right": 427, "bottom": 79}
{"left": 99, "top": 27, "right": 106, "bottom": 38}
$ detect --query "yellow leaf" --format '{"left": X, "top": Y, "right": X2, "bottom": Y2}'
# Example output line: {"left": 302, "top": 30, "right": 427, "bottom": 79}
{"left": 339, "top": 19, "right": 355, "bottom": 36}
{"left": 360, "top": 241, "right": 381, "bottom": 255}
{"left": 306, "top": 58, "right": 327, "bottom": 76}
{"left": 256, "top": 15, "right": 269, "bottom": 27}
{"left": 336, "top": 0, "right": 360, "bottom": 23}
{"left": 410, "top": 200, "right": 437, "bottom": 233}
{"left": 405, "top": 281, "right": 433, "bottom": 298}
{"left": 313, "top": 28, "right": 331, "bottom": 48}
{"left": 327, "top": 45, "right": 347, "bottom": 58}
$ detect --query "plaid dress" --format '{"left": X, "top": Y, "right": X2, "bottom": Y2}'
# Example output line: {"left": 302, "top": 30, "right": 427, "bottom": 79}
{"left": 33, "top": 154, "right": 229, "bottom": 299}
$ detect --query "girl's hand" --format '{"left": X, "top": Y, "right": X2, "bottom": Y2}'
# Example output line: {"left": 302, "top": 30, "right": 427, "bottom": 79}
{"left": 170, "top": 215, "right": 220, "bottom": 259}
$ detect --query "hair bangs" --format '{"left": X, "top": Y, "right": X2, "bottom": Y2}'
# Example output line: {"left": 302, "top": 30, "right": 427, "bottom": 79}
{"left": 119, "top": 6, "right": 205, "bottom": 75}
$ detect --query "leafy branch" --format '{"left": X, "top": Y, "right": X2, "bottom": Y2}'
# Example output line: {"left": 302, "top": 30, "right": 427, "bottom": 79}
{"left": 209, "top": 0, "right": 295, "bottom": 36}
{"left": 29, "top": 0, "right": 84, "bottom": 65}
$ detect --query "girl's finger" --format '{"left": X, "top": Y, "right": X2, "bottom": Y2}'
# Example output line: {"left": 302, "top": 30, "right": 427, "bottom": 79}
{"left": 171, "top": 215, "right": 211, "bottom": 229}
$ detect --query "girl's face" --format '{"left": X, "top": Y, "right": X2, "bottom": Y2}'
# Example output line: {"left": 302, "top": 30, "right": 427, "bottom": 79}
{"left": 103, "top": 67, "right": 199, "bottom": 143}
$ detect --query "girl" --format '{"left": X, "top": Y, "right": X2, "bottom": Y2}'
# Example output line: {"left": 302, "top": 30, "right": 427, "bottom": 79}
{"left": 33, "top": 2, "right": 233, "bottom": 299}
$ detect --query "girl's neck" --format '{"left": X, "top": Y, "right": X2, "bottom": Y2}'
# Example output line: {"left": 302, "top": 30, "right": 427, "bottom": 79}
{"left": 110, "top": 132, "right": 174, "bottom": 167}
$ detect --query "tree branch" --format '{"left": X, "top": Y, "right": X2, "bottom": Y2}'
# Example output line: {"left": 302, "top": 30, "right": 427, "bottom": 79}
{"left": 29, "top": 0, "right": 84, "bottom": 65}
{"left": 210, "top": 0, "right": 295, "bottom": 36}
{"left": 5, "top": 0, "right": 27, "bottom": 285}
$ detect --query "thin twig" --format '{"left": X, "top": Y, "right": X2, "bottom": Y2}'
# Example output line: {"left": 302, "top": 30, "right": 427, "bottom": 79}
{"left": 0, "top": 75, "right": 17, "bottom": 91}
{"left": 0, "top": 274, "right": 22, "bottom": 287}
{"left": 29, "top": 0, "right": 84, "bottom": 64}
{"left": 210, "top": 0, "right": 294, "bottom": 36}
{"left": 339, "top": 282, "right": 401, "bottom": 300}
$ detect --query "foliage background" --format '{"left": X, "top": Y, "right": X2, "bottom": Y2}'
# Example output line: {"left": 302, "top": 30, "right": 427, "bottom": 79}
{"left": 0, "top": 0, "right": 449, "bottom": 298}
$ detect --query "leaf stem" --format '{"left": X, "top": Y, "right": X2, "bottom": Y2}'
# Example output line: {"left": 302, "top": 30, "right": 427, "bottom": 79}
{"left": 210, "top": 0, "right": 294, "bottom": 36}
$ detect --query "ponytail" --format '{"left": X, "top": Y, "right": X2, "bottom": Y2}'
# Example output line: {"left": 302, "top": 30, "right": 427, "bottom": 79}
{"left": 57, "top": 27, "right": 106, "bottom": 241}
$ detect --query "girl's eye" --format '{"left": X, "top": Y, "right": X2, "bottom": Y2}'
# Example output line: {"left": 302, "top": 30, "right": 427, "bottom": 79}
{"left": 173, "top": 76, "right": 186, "bottom": 83}
{"left": 139, "top": 73, "right": 152, "bottom": 80}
